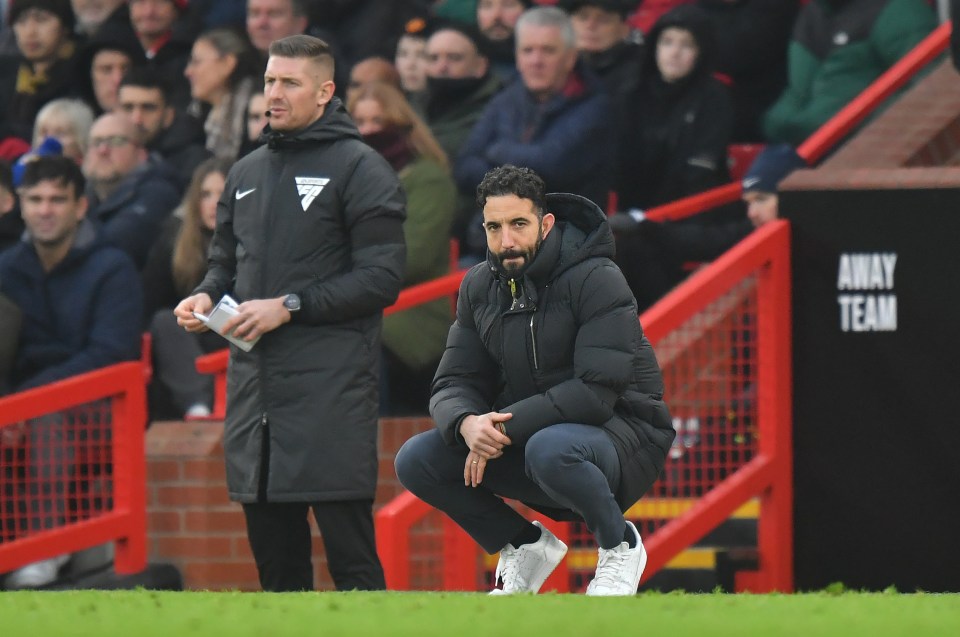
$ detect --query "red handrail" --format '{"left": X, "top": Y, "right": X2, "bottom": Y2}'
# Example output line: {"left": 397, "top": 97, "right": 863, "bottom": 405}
{"left": 0, "top": 361, "right": 148, "bottom": 575}
{"left": 643, "top": 21, "right": 951, "bottom": 224}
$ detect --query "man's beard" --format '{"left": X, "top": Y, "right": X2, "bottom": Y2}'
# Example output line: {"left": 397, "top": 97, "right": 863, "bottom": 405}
{"left": 495, "top": 224, "right": 543, "bottom": 277}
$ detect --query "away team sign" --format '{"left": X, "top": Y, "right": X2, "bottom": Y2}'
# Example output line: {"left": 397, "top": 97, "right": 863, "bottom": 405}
{"left": 836, "top": 252, "right": 897, "bottom": 332}
{"left": 783, "top": 186, "right": 960, "bottom": 593}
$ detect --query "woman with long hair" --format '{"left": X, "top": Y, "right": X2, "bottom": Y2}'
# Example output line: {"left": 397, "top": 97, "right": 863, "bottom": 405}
{"left": 142, "top": 157, "right": 233, "bottom": 420}
{"left": 184, "top": 28, "right": 259, "bottom": 162}
{"left": 346, "top": 81, "right": 456, "bottom": 414}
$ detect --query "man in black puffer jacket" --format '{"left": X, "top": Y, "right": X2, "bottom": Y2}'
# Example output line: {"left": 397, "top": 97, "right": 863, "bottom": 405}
{"left": 396, "top": 165, "right": 673, "bottom": 596}
{"left": 175, "top": 35, "right": 405, "bottom": 592}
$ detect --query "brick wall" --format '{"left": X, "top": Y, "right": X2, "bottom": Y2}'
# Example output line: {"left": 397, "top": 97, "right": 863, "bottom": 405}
{"left": 779, "top": 60, "right": 960, "bottom": 193}
{"left": 145, "top": 417, "right": 433, "bottom": 591}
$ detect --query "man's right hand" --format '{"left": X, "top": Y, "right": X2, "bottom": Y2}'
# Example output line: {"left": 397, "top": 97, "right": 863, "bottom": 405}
{"left": 174, "top": 293, "right": 213, "bottom": 333}
{"left": 460, "top": 412, "right": 512, "bottom": 459}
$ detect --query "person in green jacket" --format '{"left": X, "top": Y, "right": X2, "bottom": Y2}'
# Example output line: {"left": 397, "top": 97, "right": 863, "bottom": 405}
{"left": 347, "top": 80, "right": 457, "bottom": 414}
{"left": 763, "top": 0, "right": 937, "bottom": 146}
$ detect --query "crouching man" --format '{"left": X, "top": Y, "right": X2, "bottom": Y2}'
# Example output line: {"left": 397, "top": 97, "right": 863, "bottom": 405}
{"left": 395, "top": 165, "right": 674, "bottom": 595}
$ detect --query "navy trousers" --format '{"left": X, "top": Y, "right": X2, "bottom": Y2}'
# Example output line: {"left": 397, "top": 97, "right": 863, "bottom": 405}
{"left": 395, "top": 424, "right": 628, "bottom": 552}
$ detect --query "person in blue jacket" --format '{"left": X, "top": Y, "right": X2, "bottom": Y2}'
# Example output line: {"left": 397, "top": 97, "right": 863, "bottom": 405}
{"left": 454, "top": 5, "right": 613, "bottom": 257}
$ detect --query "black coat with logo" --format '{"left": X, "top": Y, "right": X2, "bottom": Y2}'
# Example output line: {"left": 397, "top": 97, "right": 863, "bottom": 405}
{"left": 430, "top": 193, "right": 674, "bottom": 517}
{"left": 194, "top": 98, "right": 406, "bottom": 503}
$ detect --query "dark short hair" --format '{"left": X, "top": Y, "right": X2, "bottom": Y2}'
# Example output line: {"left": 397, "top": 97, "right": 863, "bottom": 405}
{"left": 19, "top": 156, "right": 86, "bottom": 199}
{"left": 268, "top": 35, "right": 335, "bottom": 76}
{"left": 476, "top": 165, "right": 546, "bottom": 216}
{"left": 119, "top": 67, "right": 172, "bottom": 102}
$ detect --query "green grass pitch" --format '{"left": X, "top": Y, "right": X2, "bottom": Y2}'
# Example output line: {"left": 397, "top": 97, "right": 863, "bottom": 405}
{"left": 1, "top": 590, "right": 958, "bottom": 636}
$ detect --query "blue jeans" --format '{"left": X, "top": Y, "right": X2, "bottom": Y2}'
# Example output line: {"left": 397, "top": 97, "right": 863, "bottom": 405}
{"left": 395, "top": 423, "right": 626, "bottom": 552}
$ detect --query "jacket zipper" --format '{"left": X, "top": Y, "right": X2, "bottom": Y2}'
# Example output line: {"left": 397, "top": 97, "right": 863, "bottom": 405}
{"left": 529, "top": 312, "right": 538, "bottom": 370}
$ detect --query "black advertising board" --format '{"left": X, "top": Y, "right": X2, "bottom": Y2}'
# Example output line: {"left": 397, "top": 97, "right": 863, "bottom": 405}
{"left": 783, "top": 187, "right": 960, "bottom": 592}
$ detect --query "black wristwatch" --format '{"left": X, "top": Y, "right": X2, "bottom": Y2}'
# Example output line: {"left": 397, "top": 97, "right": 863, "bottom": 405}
{"left": 283, "top": 293, "right": 301, "bottom": 313}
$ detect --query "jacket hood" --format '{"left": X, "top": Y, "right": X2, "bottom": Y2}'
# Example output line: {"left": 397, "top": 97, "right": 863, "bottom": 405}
{"left": 644, "top": 4, "right": 717, "bottom": 81}
{"left": 546, "top": 192, "right": 614, "bottom": 269}
{"left": 261, "top": 97, "right": 362, "bottom": 150}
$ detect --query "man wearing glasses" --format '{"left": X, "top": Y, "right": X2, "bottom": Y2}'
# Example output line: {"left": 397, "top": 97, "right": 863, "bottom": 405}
{"left": 82, "top": 112, "right": 181, "bottom": 269}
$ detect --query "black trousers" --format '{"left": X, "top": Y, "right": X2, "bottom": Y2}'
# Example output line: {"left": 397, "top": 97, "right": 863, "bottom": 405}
{"left": 395, "top": 425, "right": 626, "bottom": 552}
{"left": 241, "top": 499, "right": 386, "bottom": 592}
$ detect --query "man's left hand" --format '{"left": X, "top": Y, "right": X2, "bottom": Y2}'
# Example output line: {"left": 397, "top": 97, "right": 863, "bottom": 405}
{"left": 220, "top": 297, "right": 291, "bottom": 341}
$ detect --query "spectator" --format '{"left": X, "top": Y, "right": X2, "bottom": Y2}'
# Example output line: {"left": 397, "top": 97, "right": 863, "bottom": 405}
{"left": 455, "top": 6, "right": 613, "bottom": 256}
{"left": 141, "top": 157, "right": 232, "bottom": 420}
{"left": 476, "top": 0, "right": 532, "bottom": 82}
{"left": 611, "top": 143, "right": 805, "bottom": 311}
{"left": 611, "top": 6, "right": 734, "bottom": 309}
{"left": 70, "top": 0, "right": 129, "bottom": 40}
{"left": 740, "top": 143, "right": 806, "bottom": 228}
{"left": 763, "top": 0, "right": 937, "bottom": 146}
{"left": 0, "top": 0, "right": 79, "bottom": 143}
{"left": 394, "top": 165, "right": 674, "bottom": 596}
{"left": 174, "top": 35, "right": 405, "bottom": 593}
{"left": 184, "top": 28, "right": 260, "bottom": 162}
{"left": 345, "top": 56, "right": 402, "bottom": 105}
{"left": 423, "top": 22, "right": 500, "bottom": 163}
{"left": 698, "top": 0, "right": 798, "bottom": 143}
{"left": 32, "top": 97, "right": 95, "bottom": 164}
{"left": 118, "top": 67, "right": 210, "bottom": 187}
{"left": 562, "top": 0, "right": 644, "bottom": 155}
{"left": 395, "top": 16, "right": 430, "bottom": 105}
{"left": 0, "top": 156, "right": 141, "bottom": 589}
{"left": 615, "top": 5, "right": 733, "bottom": 211}
{"left": 246, "top": 0, "right": 308, "bottom": 59}
{"left": 238, "top": 87, "right": 268, "bottom": 158}
{"left": 82, "top": 112, "right": 181, "bottom": 269}
{"left": 76, "top": 22, "right": 144, "bottom": 115}
{"left": 127, "top": 0, "right": 194, "bottom": 108}
{"left": 347, "top": 81, "right": 456, "bottom": 415}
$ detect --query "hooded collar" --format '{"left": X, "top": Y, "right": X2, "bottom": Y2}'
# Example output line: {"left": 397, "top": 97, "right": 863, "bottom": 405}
{"left": 261, "top": 97, "right": 361, "bottom": 150}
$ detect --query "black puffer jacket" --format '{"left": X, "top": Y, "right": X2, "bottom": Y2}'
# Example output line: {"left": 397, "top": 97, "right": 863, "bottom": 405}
{"left": 430, "top": 193, "right": 674, "bottom": 515}
{"left": 194, "top": 98, "right": 406, "bottom": 503}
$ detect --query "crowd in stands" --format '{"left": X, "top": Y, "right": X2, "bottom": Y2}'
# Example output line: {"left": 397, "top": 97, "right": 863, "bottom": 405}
{"left": 0, "top": 0, "right": 948, "bottom": 591}
{"left": 0, "top": 0, "right": 944, "bottom": 425}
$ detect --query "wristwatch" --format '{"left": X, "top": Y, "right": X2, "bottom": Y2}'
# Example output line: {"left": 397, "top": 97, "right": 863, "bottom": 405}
{"left": 282, "top": 293, "right": 301, "bottom": 313}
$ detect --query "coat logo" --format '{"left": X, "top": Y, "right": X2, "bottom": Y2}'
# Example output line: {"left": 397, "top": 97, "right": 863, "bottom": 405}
{"left": 295, "top": 176, "right": 330, "bottom": 211}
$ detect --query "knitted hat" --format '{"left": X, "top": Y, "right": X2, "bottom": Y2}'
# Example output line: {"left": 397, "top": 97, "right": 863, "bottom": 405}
{"left": 428, "top": 19, "right": 491, "bottom": 59}
{"left": 9, "top": 0, "right": 76, "bottom": 30}
{"left": 741, "top": 144, "right": 807, "bottom": 194}
{"left": 558, "top": 0, "right": 639, "bottom": 18}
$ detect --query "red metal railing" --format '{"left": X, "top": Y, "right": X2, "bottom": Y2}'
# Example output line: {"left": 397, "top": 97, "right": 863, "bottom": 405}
{"left": 376, "top": 220, "right": 792, "bottom": 592}
{"left": 0, "top": 362, "right": 148, "bottom": 576}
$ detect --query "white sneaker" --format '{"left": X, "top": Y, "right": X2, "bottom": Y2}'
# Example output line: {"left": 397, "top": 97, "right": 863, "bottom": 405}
{"left": 5, "top": 554, "right": 69, "bottom": 589}
{"left": 489, "top": 521, "right": 568, "bottom": 595}
{"left": 585, "top": 521, "right": 646, "bottom": 596}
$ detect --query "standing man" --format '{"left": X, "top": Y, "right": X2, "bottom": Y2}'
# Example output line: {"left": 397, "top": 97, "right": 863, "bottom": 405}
{"left": 174, "top": 35, "right": 406, "bottom": 592}
{"left": 395, "top": 165, "right": 674, "bottom": 595}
